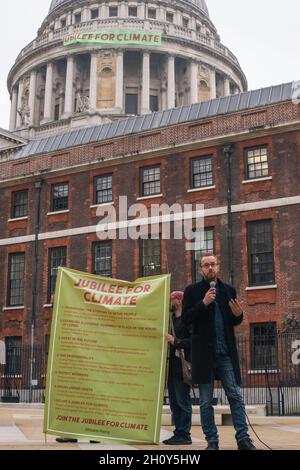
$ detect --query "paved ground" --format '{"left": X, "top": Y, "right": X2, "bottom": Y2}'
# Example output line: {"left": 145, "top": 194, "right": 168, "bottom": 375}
{"left": 0, "top": 405, "right": 299, "bottom": 451}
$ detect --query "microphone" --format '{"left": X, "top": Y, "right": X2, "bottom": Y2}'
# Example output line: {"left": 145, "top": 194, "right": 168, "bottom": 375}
{"left": 210, "top": 281, "right": 216, "bottom": 289}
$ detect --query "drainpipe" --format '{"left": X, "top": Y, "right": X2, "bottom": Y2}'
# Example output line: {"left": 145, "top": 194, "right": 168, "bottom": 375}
{"left": 29, "top": 179, "right": 43, "bottom": 403}
{"left": 222, "top": 145, "right": 234, "bottom": 286}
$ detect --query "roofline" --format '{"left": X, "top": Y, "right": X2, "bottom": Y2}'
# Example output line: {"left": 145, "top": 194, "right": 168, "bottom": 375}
{"left": 11, "top": 81, "right": 298, "bottom": 160}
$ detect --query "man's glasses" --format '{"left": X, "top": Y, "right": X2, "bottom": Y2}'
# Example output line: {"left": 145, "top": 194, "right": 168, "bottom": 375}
{"left": 201, "top": 262, "right": 218, "bottom": 269}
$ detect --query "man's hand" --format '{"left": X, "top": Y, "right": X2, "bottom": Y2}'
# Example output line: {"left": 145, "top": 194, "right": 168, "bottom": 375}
{"left": 203, "top": 288, "right": 216, "bottom": 306}
{"left": 168, "top": 334, "right": 175, "bottom": 345}
{"left": 229, "top": 299, "right": 243, "bottom": 317}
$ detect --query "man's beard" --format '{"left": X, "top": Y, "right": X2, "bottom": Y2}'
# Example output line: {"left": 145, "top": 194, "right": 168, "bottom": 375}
{"left": 204, "top": 273, "right": 217, "bottom": 283}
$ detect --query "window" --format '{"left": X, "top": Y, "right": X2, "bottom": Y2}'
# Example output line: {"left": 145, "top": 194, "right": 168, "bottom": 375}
{"left": 166, "top": 12, "right": 174, "bottom": 23}
{"left": 148, "top": 8, "right": 156, "bottom": 19}
{"left": 12, "top": 190, "right": 28, "bottom": 219}
{"left": 245, "top": 147, "right": 269, "bottom": 180}
{"left": 125, "top": 93, "right": 138, "bottom": 115}
{"left": 193, "top": 228, "right": 215, "bottom": 282}
{"left": 247, "top": 220, "right": 275, "bottom": 286}
{"left": 183, "top": 17, "right": 189, "bottom": 28}
{"left": 74, "top": 12, "right": 81, "bottom": 24}
{"left": 51, "top": 183, "right": 69, "bottom": 212}
{"left": 109, "top": 6, "right": 118, "bottom": 17}
{"left": 48, "top": 247, "right": 67, "bottom": 302}
{"left": 128, "top": 6, "right": 137, "bottom": 17}
{"left": 91, "top": 8, "right": 99, "bottom": 19}
{"left": 94, "top": 175, "right": 113, "bottom": 204}
{"left": 191, "top": 157, "right": 213, "bottom": 189}
{"left": 54, "top": 104, "right": 60, "bottom": 121}
{"left": 61, "top": 18, "right": 66, "bottom": 28}
{"left": 141, "top": 166, "right": 161, "bottom": 197}
{"left": 5, "top": 337, "right": 22, "bottom": 376}
{"left": 250, "top": 323, "right": 277, "bottom": 370}
{"left": 8, "top": 253, "right": 25, "bottom": 307}
{"left": 93, "top": 242, "right": 112, "bottom": 277}
{"left": 140, "top": 239, "right": 161, "bottom": 277}
{"left": 150, "top": 95, "right": 158, "bottom": 112}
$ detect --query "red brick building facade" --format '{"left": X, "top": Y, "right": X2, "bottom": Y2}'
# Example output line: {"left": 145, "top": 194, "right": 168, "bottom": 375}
{"left": 1, "top": 84, "right": 300, "bottom": 367}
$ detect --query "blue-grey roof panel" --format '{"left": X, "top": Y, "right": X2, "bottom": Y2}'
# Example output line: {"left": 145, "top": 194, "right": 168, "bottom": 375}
{"left": 13, "top": 81, "right": 295, "bottom": 160}
{"left": 178, "top": 105, "right": 191, "bottom": 123}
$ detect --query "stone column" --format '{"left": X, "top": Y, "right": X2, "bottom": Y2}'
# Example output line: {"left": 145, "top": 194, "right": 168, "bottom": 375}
{"left": 167, "top": 55, "right": 175, "bottom": 109}
{"left": 224, "top": 76, "right": 231, "bottom": 96}
{"left": 28, "top": 70, "right": 37, "bottom": 127}
{"left": 43, "top": 62, "right": 54, "bottom": 122}
{"left": 63, "top": 55, "right": 75, "bottom": 117}
{"left": 141, "top": 51, "right": 150, "bottom": 114}
{"left": 115, "top": 50, "right": 124, "bottom": 111}
{"left": 190, "top": 61, "right": 198, "bottom": 104}
{"left": 137, "top": 3, "right": 144, "bottom": 18}
{"left": 9, "top": 87, "right": 18, "bottom": 131}
{"left": 119, "top": 2, "right": 127, "bottom": 17}
{"left": 209, "top": 67, "right": 216, "bottom": 99}
{"left": 89, "top": 52, "right": 98, "bottom": 110}
{"left": 16, "top": 80, "right": 24, "bottom": 128}
{"left": 82, "top": 6, "right": 89, "bottom": 22}
{"left": 100, "top": 4, "right": 108, "bottom": 18}
{"left": 67, "top": 12, "right": 72, "bottom": 26}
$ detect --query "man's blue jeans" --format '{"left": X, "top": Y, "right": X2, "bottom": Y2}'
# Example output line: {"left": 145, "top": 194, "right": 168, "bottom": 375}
{"left": 199, "top": 354, "right": 249, "bottom": 444}
{"left": 168, "top": 374, "right": 192, "bottom": 436}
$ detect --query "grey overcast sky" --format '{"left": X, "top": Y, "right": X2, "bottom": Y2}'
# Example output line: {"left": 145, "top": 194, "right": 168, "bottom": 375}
{"left": 0, "top": 0, "right": 299, "bottom": 129}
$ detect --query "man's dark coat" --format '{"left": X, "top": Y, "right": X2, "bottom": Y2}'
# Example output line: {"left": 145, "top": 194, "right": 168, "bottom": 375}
{"left": 182, "top": 279, "right": 243, "bottom": 385}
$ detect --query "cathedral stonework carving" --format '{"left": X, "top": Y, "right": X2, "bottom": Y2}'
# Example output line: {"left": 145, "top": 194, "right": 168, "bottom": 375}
{"left": 97, "top": 51, "right": 116, "bottom": 109}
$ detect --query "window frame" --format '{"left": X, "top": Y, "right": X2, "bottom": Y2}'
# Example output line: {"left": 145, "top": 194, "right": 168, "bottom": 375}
{"left": 247, "top": 220, "right": 275, "bottom": 286}
{"left": 190, "top": 156, "right": 213, "bottom": 189}
{"left": 139, "top": 238, "right": 162, "bottom": 277}
{"left": 94, "top": 174, "right": 113, "bottom": 205}
{"left": 148, "top": 8, "right": 157, "bottom": 19}
{"left": 109, "top": 6, "right": 118, "bottom": 17}
{"left": 51, "top": 182, "right": 69, "bottom": 212}
{"left": 166, "top": 11, "right": 174, "bottom": 23}
{"left": 250, "top": 322, "right": 278, "bottom": 370}
{"left": 128, "top": 5, "right": 138, "bottom": 17}
{"left": 11, "top": 190, "right": 28, "bottom": 219}
{"left": 48, "top": 246, "right": 67, "bottom": 303}
{"left": 140, "top": 165, "right": 161, "bottom": 197}
{"left": 125, "top": 93, "right": 138, "bottom": 115}
{"left": 74, "top": 12, "right": 82, "bottom": 24}
{"left": 90, "top": 8, "right": 99, "bottom": 19}
{"left": 244, "top": 145, "right": 269, "bottom": 180}
{"left": 4, "top": 336, "right": 22, "bottom": 376}
{"left": 92, "top": 241, "right": 113, "bottom": 277}
{"left": 7, "top": 253, "right": 25, "bottom": 307}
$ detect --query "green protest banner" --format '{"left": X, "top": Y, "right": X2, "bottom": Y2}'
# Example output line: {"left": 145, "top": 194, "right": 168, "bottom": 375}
{"left": 63, "top": 31, "right": 162, "bottom": 47}
{"left": 44, "top": 268, "right": 170, "bottom": 444}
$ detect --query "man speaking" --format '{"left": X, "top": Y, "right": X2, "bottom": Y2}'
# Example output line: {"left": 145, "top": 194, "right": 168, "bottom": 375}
{"left": 182, "top": 254, "right": 256, "bottom": 450}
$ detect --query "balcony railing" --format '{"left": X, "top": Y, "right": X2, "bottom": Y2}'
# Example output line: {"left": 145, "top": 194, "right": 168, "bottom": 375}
{"left": 15, "top": 18, "right": 240, "bottom": 67}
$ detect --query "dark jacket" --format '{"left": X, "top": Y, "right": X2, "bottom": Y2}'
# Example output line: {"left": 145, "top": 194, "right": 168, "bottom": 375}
{"left": 168, "top": 313, "right": 191, "bottom": 379}
{"left": 181, "top": 279, "right": 243, "bottom": 385}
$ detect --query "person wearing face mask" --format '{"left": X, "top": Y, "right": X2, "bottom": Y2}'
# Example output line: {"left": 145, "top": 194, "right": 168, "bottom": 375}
{"left": 182, "top": 254, "right": 256, "bottom": 451}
